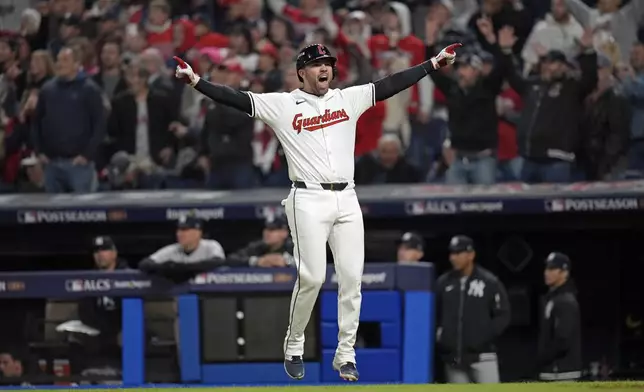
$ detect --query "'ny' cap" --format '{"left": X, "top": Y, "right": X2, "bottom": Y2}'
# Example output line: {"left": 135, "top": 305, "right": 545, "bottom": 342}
{"left": 398, "top": 232, "right": 424, "bottom": 251}
{"left": 448, "top": 235, "right": 475, "bottom": 253}
{"left": 93, "top": 236, "right": 116, "bottom": 252}
{"left": 177, "top": 215, "right": 203, "bottom": 230}
{"left": 545, "top": 252, "right": 571, "bottom": 271}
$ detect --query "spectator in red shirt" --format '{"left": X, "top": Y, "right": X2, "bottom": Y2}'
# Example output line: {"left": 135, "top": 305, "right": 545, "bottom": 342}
{"left": 496, "top": 82, "right": 523, "bottom": 182}
{"left": 145, "top": 0, "right": 174, "bottom": 60}
{"left": 370, "top": 2, "right": 432, "bottom": 121}
{"left": 193, "top": 14, "right": 229, "bottom": 49}
{"left": 267, "top": 0, "right": 338, "bottom": 41}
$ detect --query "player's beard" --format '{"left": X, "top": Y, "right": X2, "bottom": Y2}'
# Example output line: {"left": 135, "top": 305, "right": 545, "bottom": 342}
{"left": 315, "top": 79, "right": 330, "bottom": 94}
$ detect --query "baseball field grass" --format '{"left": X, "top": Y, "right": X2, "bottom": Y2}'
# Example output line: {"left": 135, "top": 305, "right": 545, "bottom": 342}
{"left": 19, "top": 382, "right": 644, "bottom": 392}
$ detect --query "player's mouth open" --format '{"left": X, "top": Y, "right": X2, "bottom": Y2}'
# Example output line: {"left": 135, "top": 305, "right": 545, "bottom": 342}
{"left": 318, "top": 74, "right": 329, "bottom": 82}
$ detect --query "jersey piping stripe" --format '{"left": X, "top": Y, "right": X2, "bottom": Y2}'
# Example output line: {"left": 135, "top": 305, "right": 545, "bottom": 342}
{"left": 284, "top": 187, "right": 301, "bottom": 358}
{"left": 370, "top": 83, "right": 375, "bottom": 107}
{"left": 246, "top": 91, "right": 256, "bottom": 117}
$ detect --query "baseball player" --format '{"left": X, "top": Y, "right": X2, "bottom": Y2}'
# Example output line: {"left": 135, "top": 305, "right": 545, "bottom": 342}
{"left": 173, "top": 42, "right": 461, "bottom": 381}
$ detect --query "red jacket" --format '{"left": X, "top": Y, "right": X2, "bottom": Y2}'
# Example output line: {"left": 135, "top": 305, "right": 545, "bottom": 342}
{"left": 497, "top": 87, "right": 522, "bottom": 161}
{"left": 369, "top": 34, "right": 425, "bottom": 115}
{"left": 3, "top": 118, "right": 22, "bottom": 184}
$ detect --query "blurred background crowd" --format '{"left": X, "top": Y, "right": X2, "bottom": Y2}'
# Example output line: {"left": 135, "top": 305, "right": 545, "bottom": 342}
{"left": 0, "top": 0, "right": 640, "bottom": 193}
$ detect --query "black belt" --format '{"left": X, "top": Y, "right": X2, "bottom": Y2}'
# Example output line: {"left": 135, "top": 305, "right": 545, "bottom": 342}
{"left": 293, "top": 181, "right": 348, "bottom": 191}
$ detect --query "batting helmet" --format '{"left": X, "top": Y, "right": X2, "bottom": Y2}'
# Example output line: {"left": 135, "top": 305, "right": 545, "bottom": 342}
{"left": 295, "top": 44, "right": 337, "bottom": 82}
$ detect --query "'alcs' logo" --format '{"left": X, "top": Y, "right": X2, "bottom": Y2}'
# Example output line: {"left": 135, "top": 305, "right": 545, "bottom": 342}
{"left": 292, "top": 109, "right": 350, "bottom": 133}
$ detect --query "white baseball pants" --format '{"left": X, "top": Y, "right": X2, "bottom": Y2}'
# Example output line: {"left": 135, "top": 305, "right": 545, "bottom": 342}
{"left": 282, "top": 185, "right": 364, "bottom": 366}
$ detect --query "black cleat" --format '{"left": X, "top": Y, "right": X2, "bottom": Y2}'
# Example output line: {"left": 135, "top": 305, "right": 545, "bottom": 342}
{"left": 284, "top": 356, "right": 305, "bottom": 380}
{"left": 337, "top": 362, "right": 359, "bottom": 381}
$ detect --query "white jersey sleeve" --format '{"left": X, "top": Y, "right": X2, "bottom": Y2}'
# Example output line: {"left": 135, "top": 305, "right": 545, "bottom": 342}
{"left": 246, "top": 91, "right": 291, "bottom": 128}
{"left": 341, "top": 83, "right": 376, "bottom": 118}
{"left": 149, "top": 244, "right": 179, "bottom": 264}
{"left": 202, "top": 239, "right": 226, "bottom": 259}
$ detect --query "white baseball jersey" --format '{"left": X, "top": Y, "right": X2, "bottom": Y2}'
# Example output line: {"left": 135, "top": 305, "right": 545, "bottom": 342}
{"left": 245, "top": 83, "right": 375, "bottom": 184}
{"left": 149, "top": 239, "right": 225, "bottom": 264}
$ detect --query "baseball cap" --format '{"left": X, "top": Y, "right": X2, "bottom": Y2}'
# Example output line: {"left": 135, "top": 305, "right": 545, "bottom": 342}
{"left": 93, "top": 236, "right": 116, "bottom": 252}
{"left": 20, "top": 154, "right": 39, "bottom": 167}
{"left": 199, "top": 47, "right": 223, "bottom": 65}
{"left": 545, "top": 252, "right": 571, "bottom": 271}
{"left": 448, "top": 235, "right": 475, "bottom": 253}
{"left": 177, "top": 215, "right": 203, "bottom": 230}
{"left": 259, "top": 42, "right": 279, "bottom": 59}
{"left": 221, "top": 60, "right": 245, "bottom": 75}
{"left": 457, "top": 53, "right": 483, "bottom": 70}
{"left": 398, "top": 232, "right": 424, "bottom": 251}
{"left": 542, "top": 49, "right": 574, "bottom": 67}
{"left": 265, "top": 215, "right": 288, "bottom": 230}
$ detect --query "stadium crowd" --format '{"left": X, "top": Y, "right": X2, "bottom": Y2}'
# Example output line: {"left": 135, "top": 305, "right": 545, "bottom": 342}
{"left": 0, "top": 0, "right": 640, "bottom": 192}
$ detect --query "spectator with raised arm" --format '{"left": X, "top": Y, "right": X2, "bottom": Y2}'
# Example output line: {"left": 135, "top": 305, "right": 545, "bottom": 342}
{"left": 619, "top": 40, "right": 644, "bottom": 177}
{"left": 563, "top": 0, "right": 644, "bottom": 64}
{"left": 581, "top": 55, "right": 630, "bottom": 181}
{"left": 468, "top": 0, "right": 533, "bottom": 56}
{"left": 496, "top": 26, "right": 597, "bottom": 183}
{"left": 424, "top": 16, "right": 505, "bottom": 185}
{"left": 522, "top": 0, "right": 584, "bottom": 76}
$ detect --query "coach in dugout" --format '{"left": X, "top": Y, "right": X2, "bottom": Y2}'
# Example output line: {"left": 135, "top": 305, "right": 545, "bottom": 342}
{"left": 226, "top": 215, "right": 295, "bottom": 268}
{"left": 535, "top": 252, "right": 582, "bottom": 381}
{"left": 77, "top": 236, "right": 129, "bottom": 343}
{"left": 396, "top": 231, "right": 425, "bottom": 264}
{"left": 139, "top": 215, "right": 226, "bottom": 282}
{"left": 435, "top": 235, "right": 511, "bottom": 383}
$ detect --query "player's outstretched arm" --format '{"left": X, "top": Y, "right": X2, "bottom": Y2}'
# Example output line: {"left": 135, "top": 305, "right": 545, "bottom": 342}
{"left": 173, "top": 56, "right": 252, "bottom": 115}
{"left": 373, "top": 43, "right": 461, "bottom": 102}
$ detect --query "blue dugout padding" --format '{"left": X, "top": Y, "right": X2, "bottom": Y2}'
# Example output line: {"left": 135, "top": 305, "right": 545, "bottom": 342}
{"left": 0, "top": 262, "right": 434, "bottom": 386}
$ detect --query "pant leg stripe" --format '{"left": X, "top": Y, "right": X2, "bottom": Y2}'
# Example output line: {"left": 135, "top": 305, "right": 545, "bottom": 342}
{"left": 284, "top": 187, "right": 301, "bottom": 357}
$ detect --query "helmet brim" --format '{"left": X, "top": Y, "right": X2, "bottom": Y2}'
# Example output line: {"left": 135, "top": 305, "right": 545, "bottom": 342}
{"left": 297, "top": 54, "right": 337, "bottom": 70}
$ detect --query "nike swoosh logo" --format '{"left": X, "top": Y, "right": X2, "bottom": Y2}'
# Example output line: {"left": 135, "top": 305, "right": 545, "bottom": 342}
{"left": 296, "top": 100, "right": 305, "bottom": 105}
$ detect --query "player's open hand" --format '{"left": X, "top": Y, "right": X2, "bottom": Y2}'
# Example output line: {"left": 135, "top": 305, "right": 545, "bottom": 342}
{"left": 431, "top": 43, "right": 462, "bottom": 69}
{"left": 173, "top": 56, "right": 200, "bottom": 87}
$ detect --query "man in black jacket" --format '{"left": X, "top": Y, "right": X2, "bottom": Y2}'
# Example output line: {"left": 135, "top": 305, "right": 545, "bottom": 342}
{"left": 32, "top": 46, "right": 107, "bottom": 193}
{"left": 496, "top": 26, "right": 598, "bottom": 183}
{"left": 354, "top": 134, "right": 421, "bottom": 185}
{"left": 426, "top": 16, "right": 505, "bottom": 185}
{"left": 77, "top": 236, "right": 129, "bottom": 346}
{"left": 581, "top": 56, "right": 630, "bottom": 181}
{"left": 108, "top": 65, "right": 177, "bottom": 189}
{"left": 227, "top": 215, "right": 295, "bottom": 267}
{"left": 436, "top": 235, "right": 511, "bottom": 383}
{"left": 198, "top": 60, "right": 257, "bottom": 190}
{"left": 536, "top": 252, "right": 582, "bottom": 381}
